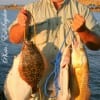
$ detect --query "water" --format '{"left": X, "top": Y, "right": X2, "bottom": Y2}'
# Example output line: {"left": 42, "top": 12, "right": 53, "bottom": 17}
{"left": 0, "top": 10, "right": 22, "bottom": 89}
{"left": 0, "top": 10, "right": 100, "bottom": 100}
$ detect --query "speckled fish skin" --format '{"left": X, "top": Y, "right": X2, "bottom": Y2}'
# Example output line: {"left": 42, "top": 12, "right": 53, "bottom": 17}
{"left": 69, "top": 40, "right": 90, "bottom": 100}
{"left": 19, "top": 41, "right": 45, "bottom": 93}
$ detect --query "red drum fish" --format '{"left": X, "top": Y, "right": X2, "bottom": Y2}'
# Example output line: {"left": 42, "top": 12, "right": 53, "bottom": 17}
{"left": 4, "top": 41, "right": 46, "bottom": 100}
{"left": 69, "top": 39, "right": 90, "bottom": 100}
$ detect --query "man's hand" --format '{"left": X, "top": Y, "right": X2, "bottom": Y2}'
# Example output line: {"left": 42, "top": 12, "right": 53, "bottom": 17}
{"left": 72, "top": 14, "right": 86, "bottom": 32}
{"left": 9, "top": 8, "right": 31, "bottom": 44}
{"left": 17, "top": 8, "right": 31, "bottom": 26}
{"left": 71, "top": 14, "right": 100, "bottom": 50}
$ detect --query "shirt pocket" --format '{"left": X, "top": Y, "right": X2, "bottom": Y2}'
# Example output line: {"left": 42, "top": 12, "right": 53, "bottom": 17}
{"left": 31, "top": 21, "right": 48, "bottom": 45}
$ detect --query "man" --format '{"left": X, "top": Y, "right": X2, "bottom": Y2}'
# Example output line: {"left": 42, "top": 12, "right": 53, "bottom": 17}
{"left": 8, "top": 0, "right": 100, "bottom": 99}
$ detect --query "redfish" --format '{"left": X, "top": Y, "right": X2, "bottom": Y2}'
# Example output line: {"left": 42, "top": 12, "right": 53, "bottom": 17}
{"left": 70, "top": 39, "right": 90, "bottom": 100}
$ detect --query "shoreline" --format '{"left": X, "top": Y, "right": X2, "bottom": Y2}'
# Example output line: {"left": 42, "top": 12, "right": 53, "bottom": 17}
{"left": 0, "top": 5, "right": 100, "bottom": 12}
{"left": 0, "top": 5, "right": 23, "bottom": 10}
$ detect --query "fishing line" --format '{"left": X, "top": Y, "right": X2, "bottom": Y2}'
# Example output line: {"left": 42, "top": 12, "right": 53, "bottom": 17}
{"left": 23, "top": 12, "right": 42, "bottom": 100}
{"left": 44, "top": 26, "right": 72, "bottom": 98}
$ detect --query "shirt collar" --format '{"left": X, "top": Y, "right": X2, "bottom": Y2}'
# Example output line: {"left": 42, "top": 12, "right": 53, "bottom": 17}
{"left": 47, "top": 0, "right": 69, "bottom": 6}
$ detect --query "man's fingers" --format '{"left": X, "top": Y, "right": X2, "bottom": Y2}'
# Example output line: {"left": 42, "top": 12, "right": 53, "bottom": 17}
{"left": 72, "top": 14, "right": 85, "bottom": 31}
{"left": 17, "top": 8, "right": 31, "bottom": 26}
{"left": 74, "top": 14, "right": 85, "bottom": 23}
{"left": 20, "top": 8, "right": 29, "bottom": 16}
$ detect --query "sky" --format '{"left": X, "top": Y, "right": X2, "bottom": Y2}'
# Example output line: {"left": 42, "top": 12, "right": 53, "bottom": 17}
{"left": 0, "top": 0, "right": 36, "bottom": 5}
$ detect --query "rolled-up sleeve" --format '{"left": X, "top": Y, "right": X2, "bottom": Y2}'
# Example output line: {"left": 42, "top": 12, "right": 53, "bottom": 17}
{"left": 79, "top": 4, "right": 97, "bottom": 30}
{"left": 79, "top": 4, "right": 100, "bottom": 35}
{"left": 84, "top": 9, "right": 97, "bottom": 30}
{"left": 83, "top": 8, "right": 100, "bottom": 35}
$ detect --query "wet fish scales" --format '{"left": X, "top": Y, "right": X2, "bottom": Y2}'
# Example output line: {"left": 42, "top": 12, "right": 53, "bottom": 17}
{"left": 70, "top": 40, "right": 90, "bottom": 100}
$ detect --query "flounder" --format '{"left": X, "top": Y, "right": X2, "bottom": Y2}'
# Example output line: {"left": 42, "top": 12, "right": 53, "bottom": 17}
{"left": 4, "top": 41, "right": 45, "bottom": 99}
{"left": 18, "top": 41, "right": 45, "bottom": 93}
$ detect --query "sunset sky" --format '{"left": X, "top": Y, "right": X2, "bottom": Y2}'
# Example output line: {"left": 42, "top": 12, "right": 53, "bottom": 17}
{"left": 0, "top": 0, "right": 36, "bottom": 5}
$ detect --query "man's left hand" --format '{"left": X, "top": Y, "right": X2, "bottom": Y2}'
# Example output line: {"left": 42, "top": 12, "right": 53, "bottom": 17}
{"left": 72, "top": 14, "right": 86, "bottom": 32}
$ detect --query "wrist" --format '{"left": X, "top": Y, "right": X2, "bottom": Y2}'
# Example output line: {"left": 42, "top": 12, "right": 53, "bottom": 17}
{"left": 76, "top": 24, "right": 87, "bottom": 32}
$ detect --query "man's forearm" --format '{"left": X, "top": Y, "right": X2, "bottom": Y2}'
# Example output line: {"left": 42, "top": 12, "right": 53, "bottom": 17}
{"left": 78, "top": 27, "right": 100, "bottom": 50}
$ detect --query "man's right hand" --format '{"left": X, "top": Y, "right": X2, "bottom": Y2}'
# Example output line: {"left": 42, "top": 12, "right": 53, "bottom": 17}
{"left": 9, "top": 8, "right": 31, "bottom": 44}
{"left": 17, "top": 8, "right": 31, "bottom": 26}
